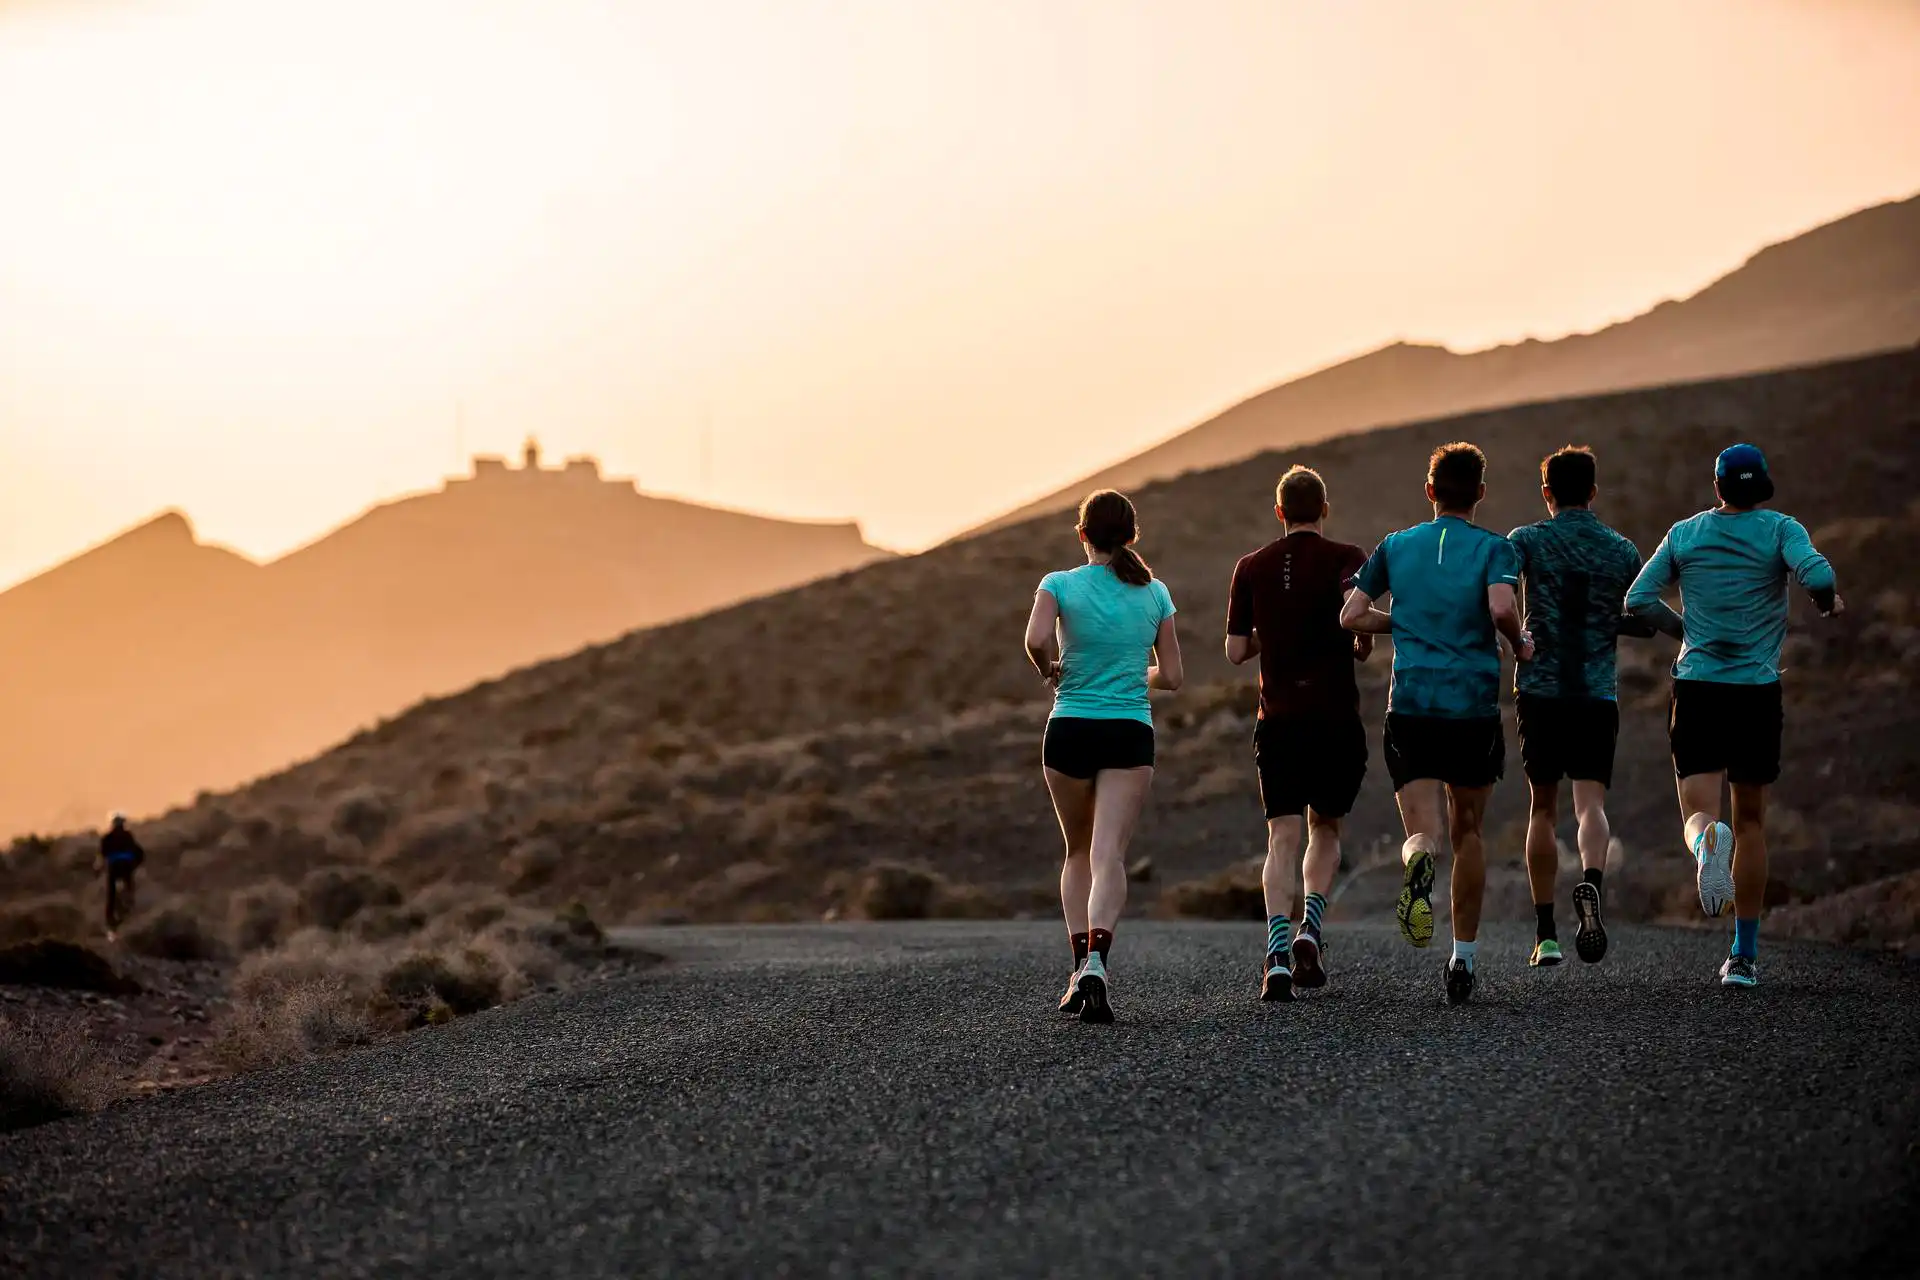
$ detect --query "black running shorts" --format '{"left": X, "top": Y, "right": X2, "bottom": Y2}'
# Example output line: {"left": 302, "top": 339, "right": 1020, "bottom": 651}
{"left": 1254, "top": 715, "right": 1367, "bottom": 819}
{"left": 1669, "top": 679, "right": 1782, "bottom": 786}
{"left": 1383, "top": 714, "right": 1504, "bottom": 791}
{"left": 1515, "top": 693, "right": 1620, "bottom": 788}
{"left": 1043, "top": 717, "right": 1156, "bottom": 779}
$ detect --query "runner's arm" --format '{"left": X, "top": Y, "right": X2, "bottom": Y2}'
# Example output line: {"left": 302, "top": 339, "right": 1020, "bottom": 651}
{"left": 1340, "top": 588, "right": 1392, "bottom": 635}
{"left": 1148, "top": 614, "right": 1184, "bottom": 691}
{"left": 1625, "top": 535, "right": 1686, "bottom": 639}
{"left": 1024, "top": 589, "right": 1062, "bottom": 684}
{"left": 1224, "top": 559, "right": 1258, "bottom": 664}
{"left": 1487, "top": 583, "right": 1534, "bottom": 661}
{"left": 1781, "top": 518, "right": 1842, "bottom": 616}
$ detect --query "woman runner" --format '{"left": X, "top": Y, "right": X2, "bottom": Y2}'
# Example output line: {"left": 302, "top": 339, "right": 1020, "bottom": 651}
{"left": 1024, "top": 490, "right": 1182, "bottom": 1023}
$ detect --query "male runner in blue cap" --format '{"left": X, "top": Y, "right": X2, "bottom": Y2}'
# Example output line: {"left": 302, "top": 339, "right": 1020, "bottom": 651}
{"left": 1626, "top": 443, "right": 1843, "bottom": 987}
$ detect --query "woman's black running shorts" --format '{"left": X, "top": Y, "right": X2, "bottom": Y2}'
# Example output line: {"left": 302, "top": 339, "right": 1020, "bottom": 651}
{"left": 1043, "top": 717, "right": 1156, "bottom": 779}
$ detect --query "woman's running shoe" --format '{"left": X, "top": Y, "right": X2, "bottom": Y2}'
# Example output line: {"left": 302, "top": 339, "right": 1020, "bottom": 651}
{"left": 1528, "top": 939, "right": 1564, "bottom": 967}
{"left": 1082, "top": 955, "right": 1113, "bottom": 1028}
{"left": 1396, "top": 849, "right": 1436, "bottom": 948}
{"left": 1260, "top": 954, "right": 1294, "bottom": 1002}
{"left": 1077, "top": 972, "right": 1114, "bottom": 1023}
{"left": 1289, "top": 933, "right": 1327, "bottom": 990}
{"left": 1058, "top": 968, "right": 1087, "bottom": 1016}
{"left": 1572, "top": 881, "right": 1608, "bottom": 963}
{"left": 1719, "top": 955, "right": 1758, "bottom": 988}
{"left": 1693, "top": 820, "right": 1735, "bottom": 918}
{"left": 1444, "top": 957, "right": 1476, "bottom": 1006}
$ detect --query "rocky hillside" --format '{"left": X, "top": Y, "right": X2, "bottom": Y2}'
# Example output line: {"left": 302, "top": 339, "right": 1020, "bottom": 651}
{"left": 9, "top": 350, "right": 1912, "bottom": 939}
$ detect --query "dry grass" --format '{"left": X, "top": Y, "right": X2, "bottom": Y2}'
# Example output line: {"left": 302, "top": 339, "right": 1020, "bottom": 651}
{"left": 0, "top": 939, "right": 141, "bottom": 993}
{"left": 0, "top": 1013, "right": 120, "bottom": 1132}
{"left": 1163, "top": 860, "right": 1267, "bottom": 921}
{"left": 205, "top": 898, "right": 603, "bottom": 1074}
{"left": 211, "top": 978, "right": 374, "bottom": 1073}
{"left": 120, "top": 899, "right": 227, "bottom": 962}
{"left": 0, "top": 894, "right": 89, "bottom": 946}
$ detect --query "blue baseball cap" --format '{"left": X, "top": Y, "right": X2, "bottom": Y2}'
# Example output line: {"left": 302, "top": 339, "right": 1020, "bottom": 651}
{"left": 1714, "top": 443, "right": 1774, "bottom": 503}
{"left": 1715, "top": 443, "right": 1769, "bottom": 482}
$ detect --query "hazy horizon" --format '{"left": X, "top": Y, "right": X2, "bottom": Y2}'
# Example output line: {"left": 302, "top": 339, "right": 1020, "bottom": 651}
{"left": 4, "top": 0, "right": 1918, "bottom": 589}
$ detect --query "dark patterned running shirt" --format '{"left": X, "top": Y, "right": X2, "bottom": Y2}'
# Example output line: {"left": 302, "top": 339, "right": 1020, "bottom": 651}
{"left": 1226, "top": 531, "right": 1367, "bottom": 720}
{"left": 1506, "top": 508, "right": 1644, "bottom": 700}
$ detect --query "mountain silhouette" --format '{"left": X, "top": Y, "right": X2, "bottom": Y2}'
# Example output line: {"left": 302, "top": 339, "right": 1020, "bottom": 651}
{"left": 980, "top": 194, "right": 1920, "bottom": 531}
{"left": 0, "top": 446, "right": 885, "bottom": 836}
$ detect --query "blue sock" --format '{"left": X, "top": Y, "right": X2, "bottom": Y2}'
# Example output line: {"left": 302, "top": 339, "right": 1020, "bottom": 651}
{"left": 1732, "top": 917, "right": 1759, "bottom": 960}
{"left": 1267, "top": 915, "right": 1292, "bottom": 961}
{"left": 1452, "top": 938, "right": 1478, "bottom": 972}
{"left": 1303, "top": 893, "right": 1327, "bottom": 938}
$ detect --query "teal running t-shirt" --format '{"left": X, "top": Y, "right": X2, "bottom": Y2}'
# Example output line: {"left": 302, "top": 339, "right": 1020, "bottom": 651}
{"left": 1625, "top": 508, "right": 1835, "bottom": 684}
{"left": 1353, "top": 516, "right": 1521, "bottom": 719}
{"left": 1038, "top": 565, "right": 1177, "bottom": 725}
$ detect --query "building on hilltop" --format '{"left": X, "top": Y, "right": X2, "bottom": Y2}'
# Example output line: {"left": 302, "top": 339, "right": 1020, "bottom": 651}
{"left": 454, "top": 437, "right": 614, "bottom": 488}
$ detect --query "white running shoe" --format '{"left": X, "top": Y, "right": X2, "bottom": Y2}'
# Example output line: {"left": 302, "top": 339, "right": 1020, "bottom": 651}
{"left": 1693, "top": 821, "right": 1735, "bottom": 918}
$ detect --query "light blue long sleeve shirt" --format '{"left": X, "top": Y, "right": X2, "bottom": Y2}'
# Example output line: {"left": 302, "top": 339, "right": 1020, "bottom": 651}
{"left": 1625, "top": 507, "right": 1835, "bottom": 685}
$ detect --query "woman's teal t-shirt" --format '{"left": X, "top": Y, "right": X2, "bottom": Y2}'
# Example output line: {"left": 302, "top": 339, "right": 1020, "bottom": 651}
{"left": 1038, "top": 564, "right": 1177, "bottom": 726}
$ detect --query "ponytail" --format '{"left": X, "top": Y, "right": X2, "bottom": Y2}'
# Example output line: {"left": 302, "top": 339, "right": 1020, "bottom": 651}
{"left": 1108, "top": 545, "right": 1152, "bottom": 587}
{"left": 1076, "top": 489, "right": 1153, "bottom": 587}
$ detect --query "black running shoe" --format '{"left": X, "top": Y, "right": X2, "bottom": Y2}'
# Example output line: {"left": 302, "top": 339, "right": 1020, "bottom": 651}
{"left": 1058, "top": 970, "right": 1087, "bottom": 1016}
{"left": 1078, "top": 971, "right": 1114, "bottom": 1023}
{"left": 1289, "top": 933, "right": 1327, "bottom": 990}
{"left": 1572, "top": 881, "right": 1608, "bottom": 963}
{"left": 1260, "top": 953, "right": 1294, "bottom": 1003}
{"left": 1445, "top": 958, "right": 1476, "bottom": 1006}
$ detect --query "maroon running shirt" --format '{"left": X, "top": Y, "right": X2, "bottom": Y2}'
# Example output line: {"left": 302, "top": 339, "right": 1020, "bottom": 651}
{"left": 1226, "top": 530, "right": 1368, "bottom": 720}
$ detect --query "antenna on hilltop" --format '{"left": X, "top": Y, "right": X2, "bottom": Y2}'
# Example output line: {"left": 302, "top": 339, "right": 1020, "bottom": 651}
{"left": 699, "top": 409, "right": 714, "bottom": 495}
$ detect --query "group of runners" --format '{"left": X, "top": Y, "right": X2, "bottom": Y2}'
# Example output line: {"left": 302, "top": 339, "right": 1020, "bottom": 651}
{"left": 1025, "top": 440, "right": 1841, "bottom": 1019}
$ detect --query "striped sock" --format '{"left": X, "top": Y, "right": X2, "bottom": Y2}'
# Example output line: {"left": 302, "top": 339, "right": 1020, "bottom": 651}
{"left": 1267, "top": 914, "right": 1292, "bottom": 961}
{"left": 1303, "top": 893, "right": 1327, "bottom": 938}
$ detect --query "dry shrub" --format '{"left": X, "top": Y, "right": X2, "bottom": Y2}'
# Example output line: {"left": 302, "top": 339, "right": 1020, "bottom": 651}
{"left": 121, "top": 900, "right": 228, "bottom": 962}
{"left": 0, "top": 939, "right": 141, "bottom": 994}
{"left": 330, "top": 787, "right": 395, "bottom": 847}
{"left": 299, "top": 866, "right": 402, "bottom": 931}
{"left": 380, "top": 948, "right": 508, "bottom": 1017}
{"left": 857, "top": 862, "right": 939, "bottom": 920}
{"left": 0, "top": 1013, "right": 119, "bottom": 1132}
{"left": 350, "top": 905, "right": 428, "bottom": 943}
{"left": 501, "top": 838, "right": 561, "bottom": 894}
{"left": 232, "top": 929, "right": 388, "bottom": 1003}
{"left": 227, "top": 881, "right": 300, "bottom": 952}
{"left": 1165, "top": 861, "right": 1266, "bottom": 920}
{"left": 212, "top": 977, "right": 374, "bottom": 1072}
{"left": 0, "top": 894, "right": 89, "bottom": 946}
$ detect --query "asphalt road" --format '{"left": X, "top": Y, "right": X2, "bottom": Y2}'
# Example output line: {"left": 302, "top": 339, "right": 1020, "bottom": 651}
{"left": 3, "top": 921, "right": 1917, "bottom": 1278}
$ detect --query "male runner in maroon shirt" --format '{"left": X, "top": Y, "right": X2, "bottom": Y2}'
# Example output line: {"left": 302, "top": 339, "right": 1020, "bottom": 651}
{"left": 1225, "top": 465, "right": 1373, "bottom": 1001}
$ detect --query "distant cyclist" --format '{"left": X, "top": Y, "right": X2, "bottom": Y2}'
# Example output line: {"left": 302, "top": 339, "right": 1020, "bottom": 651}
{"left": 1342, "top": 442, "right": 1532, "bottom": 1005}
{"left": 1507, "top": 446, "right": 1652, "bottom": 967}
{"left": 98, "top": 812, "right": 145, "bottom": 940}
{"left": 1025, "top": 489, "right": 1183, "bottom": 1024}
{"left": 1626, "top": 443, "right": 1842, "bottom": 988}
{"left": 1225, "top": 465, "right": 1373, "bottom": 1002}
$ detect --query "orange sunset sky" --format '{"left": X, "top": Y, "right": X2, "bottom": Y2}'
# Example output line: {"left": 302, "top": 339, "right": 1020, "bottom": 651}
{"left": 2, "top": 0, "right": 1917, "bottom": 588}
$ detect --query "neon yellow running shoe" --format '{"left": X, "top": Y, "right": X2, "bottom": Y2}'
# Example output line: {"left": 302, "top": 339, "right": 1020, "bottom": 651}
{"left": 1395, "top": 848, "right": 1436, "bottom": 948}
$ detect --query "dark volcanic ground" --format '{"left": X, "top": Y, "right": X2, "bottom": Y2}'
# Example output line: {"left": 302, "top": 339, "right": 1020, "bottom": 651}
{"left": 3, "top": 921, "right": 1917, "bottom": 1278}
